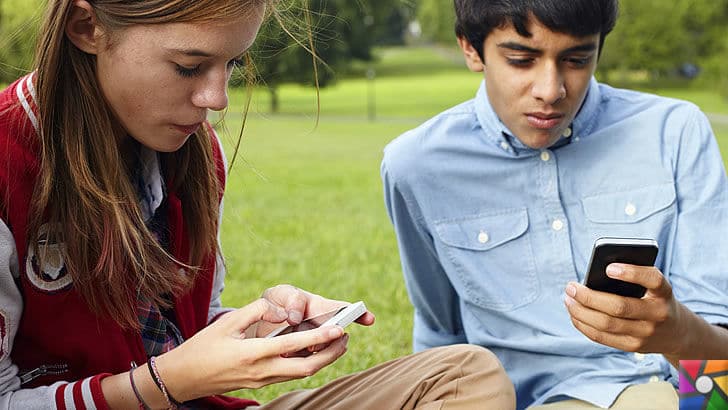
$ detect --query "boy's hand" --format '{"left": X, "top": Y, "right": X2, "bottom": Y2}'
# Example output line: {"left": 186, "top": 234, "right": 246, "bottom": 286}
{"left": 564, "top": 263, "right": 686, "bottom": 357}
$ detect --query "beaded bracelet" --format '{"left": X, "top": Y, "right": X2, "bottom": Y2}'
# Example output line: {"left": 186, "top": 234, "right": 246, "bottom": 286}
{"left": 129, "top": 362, "right": 151, "bottom": 410}
{"left": 148, "top": 356, "right": 183, "bottom": 409}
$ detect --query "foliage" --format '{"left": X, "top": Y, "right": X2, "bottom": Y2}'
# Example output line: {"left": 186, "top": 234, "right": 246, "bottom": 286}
{"left": 599, "top": 0, "right": 728, "bottom": 82}
{"left": 415, "top": 0, "right": 455, "bottom": 44}
{"left": 247, "top": 0, "right": 414, "bottom": 112}
{"left": 0, "top": 0, "right": 44, "bottom": 83}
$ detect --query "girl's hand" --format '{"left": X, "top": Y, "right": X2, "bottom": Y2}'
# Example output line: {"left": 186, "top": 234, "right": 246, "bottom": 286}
{"left": 155, "top": 298, "right": 350, "bottom": 402}
{"left": 258, "top": 284, "right": 375, "bottom": 336}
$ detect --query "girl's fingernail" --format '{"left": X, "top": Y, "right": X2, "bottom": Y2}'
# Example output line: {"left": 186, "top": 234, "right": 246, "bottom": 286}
{"left": 566, "top": 283, "right": 577, "bottom": 297}
{"left": 328, "top": 326, "right": 343, "bottom": 338}
{"left": 289, "top": 311, "right": 303, "bottom": 323}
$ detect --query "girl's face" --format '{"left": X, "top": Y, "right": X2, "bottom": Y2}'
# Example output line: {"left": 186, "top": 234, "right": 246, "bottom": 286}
{"left": 95, "top": 8, "right": 264, "bottom": 152}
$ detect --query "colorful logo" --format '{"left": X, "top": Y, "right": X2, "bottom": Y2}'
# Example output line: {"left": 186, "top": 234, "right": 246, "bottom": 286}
{"left": 679, "top": 360, "right": 728, "bottom": 410}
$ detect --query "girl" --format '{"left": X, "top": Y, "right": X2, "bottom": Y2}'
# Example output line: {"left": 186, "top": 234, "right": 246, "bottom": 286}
{"left": 0, "top": 0, "right": 515, "bottom": 409}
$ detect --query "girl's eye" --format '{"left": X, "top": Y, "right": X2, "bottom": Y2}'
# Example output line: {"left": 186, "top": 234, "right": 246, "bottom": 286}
{"left": 175, "top": 64, "right": 201, "bottom": 78}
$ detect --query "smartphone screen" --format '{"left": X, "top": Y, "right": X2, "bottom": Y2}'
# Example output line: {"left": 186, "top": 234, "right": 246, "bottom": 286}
{"left": 265, "top": 306, "right": 346, "bottom": 338}
{"left": 584, "top": 237, "right": 658, "bottom": 298}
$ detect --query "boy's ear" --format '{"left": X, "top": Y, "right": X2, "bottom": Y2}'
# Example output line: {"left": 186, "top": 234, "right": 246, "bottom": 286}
{"left": 65, "top": 0, "right": 105, "bottom": 55}
{"left": 457, "top": 36, "right": 484, "bottom": 72}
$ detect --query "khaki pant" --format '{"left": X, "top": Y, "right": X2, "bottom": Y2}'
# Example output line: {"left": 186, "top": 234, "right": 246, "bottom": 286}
{"left": 528, "top": 381, "right": 678, "bottom": 410}
{"left": 254, "top": 344, "right": 516, "bottom": 410}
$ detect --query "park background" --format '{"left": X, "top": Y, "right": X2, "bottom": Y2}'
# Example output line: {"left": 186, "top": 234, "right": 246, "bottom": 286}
{"left": 1, "top": 0, "right": 728, "bottom": 403}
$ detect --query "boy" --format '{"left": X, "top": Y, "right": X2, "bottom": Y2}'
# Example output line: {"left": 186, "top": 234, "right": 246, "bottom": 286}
{"left": 382, "top": 1, "right": 728, "bottom": 408}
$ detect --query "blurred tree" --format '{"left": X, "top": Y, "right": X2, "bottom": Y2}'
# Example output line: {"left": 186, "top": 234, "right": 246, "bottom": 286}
{"left": 247, "top": 0, "right": 404, "bottom": 113}
{"left": 416, "top": 0, "right": 455, "bottom": 43}
{"left": 373, "top": 5, "right": 412, "bottom": 46}
{"left": 0, "top": 0, "right": 43, "bottom": 84}
{"left": 598, "top": 0, "right": 728, "bottom": 83}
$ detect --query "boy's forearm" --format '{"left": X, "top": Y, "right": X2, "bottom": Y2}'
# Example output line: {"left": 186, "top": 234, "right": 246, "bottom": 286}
{"left": 664, "top": 305, "right": 728, "bottom": 368}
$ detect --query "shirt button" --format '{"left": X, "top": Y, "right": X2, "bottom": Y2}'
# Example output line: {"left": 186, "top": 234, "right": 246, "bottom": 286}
{"left": 500, "top": 141, "right": 510, "bottom": 151}
{"left": 540, "top": 151, "right": 551, "bottom": 162}
{"left": 634, "top": 352, "right": 645, "bottom": 361}
{"left": 625, "top": 203, "right": 637, "bottom": 216}
{"left": 649, "top": 375, "right": 660, "bottom": 383}
{"left": 563, "top": 127, "right": 573, "bottom": 138}
{"left": 477, "top": 231, "right": 489, "bottom": 244}
{"left": 551, "top": 219, "right": 564, "bottom": 231}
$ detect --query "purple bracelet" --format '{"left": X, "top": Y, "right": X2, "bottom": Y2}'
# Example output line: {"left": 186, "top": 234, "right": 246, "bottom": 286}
{"left": 129, "top": 362, "right": 151, "bottom": 410}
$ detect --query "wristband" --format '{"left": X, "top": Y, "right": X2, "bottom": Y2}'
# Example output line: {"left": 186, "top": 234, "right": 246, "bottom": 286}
{"left": 148, "top": 356, "right": 182, "bottom": 408}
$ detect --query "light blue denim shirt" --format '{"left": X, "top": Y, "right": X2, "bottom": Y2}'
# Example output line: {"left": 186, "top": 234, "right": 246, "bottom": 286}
{"left": 381, "top": 78, "right": 728, "bottom": 409}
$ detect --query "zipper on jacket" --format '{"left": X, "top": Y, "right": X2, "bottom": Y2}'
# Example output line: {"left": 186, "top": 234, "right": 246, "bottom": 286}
{"left": 19, "top": 363, "right": 69, "bottom": 385}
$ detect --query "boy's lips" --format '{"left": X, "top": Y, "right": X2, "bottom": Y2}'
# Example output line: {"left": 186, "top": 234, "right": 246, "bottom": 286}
{"left": 525, "top": 112, "right": 564, "bottom": 130}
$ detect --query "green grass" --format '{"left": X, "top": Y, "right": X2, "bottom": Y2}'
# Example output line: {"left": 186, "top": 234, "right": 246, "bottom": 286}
{"left": 635, "top": 88, "right": 728, "bottom": 114}
{"left": 240, "top": 69, "right": 482, "bottom": 120}
{"left": 214, "top": 46, "right": 728, "bottom": 403}
{"left": 218, "top": 117, "right": 419, "bottom": 403}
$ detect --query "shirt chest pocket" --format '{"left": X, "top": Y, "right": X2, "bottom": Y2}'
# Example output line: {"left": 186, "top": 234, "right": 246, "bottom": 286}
{"left": 433, "top": 208, "right": 539, "bottom": 311}
{"left": 581, "top": 183, "right": 676, "bottom": 239}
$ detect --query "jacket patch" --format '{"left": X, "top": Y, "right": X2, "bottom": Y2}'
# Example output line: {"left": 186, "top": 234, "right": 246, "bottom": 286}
{"left": 25, "top": 225, "right": 72, "bottom": 293}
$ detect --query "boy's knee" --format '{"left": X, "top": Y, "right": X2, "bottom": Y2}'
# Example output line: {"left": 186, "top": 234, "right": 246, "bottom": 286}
{"left": 435, "top": 344, "right": 499, "bottom": 364}
{"left": 439, "top": 344, "right": 515, "bottom": 408}
{"left": 432, "top": 344, "right": 509, "bottom": 379}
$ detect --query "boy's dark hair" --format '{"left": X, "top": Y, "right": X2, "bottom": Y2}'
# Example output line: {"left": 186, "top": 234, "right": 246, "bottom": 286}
{"left": 455, "top": 0, "right": 618, "bottom": 60}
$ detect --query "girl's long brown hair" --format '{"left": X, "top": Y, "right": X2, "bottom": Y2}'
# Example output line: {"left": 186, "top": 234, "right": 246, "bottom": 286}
{"left": 30, "top": 0, "right": 269, "bottom": 329}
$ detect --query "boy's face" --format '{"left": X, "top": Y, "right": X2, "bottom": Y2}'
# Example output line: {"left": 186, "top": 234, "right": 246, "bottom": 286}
{"left": 458, "top": 17, "right": 599, "bottom": 150}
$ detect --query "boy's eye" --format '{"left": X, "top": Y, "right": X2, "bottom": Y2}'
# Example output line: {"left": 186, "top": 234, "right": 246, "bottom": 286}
{"left": 175, "top": 64, "right": 201, "bottom": 78}
{"left": 506, "top": 58, "right": 534, "bottom": 67}
{"left": 565, "top": 56, "right": 592, "bottom": 67}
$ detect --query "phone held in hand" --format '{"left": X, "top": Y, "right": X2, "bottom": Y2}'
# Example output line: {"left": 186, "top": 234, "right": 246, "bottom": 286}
{"left": 583, "top": 237, "right": 658, "bottom": 298}
{"left": 265, "top": 301, "right": 367, "bottom": 338}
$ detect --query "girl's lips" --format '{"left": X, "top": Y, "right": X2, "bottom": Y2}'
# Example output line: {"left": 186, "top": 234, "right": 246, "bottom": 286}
{"left": 173, "top": 123, "right": 201, "bottom": 135}
{"left": 526, "top": 114, "right": 563, "bottom": 130}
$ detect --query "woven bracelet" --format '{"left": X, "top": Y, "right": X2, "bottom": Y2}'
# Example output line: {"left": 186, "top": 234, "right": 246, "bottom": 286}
{"left": 148, "top": 356, "right": 183, "bottom": 408}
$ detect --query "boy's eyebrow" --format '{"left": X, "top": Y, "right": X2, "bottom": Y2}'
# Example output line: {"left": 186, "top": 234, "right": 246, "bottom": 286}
{"left": 497, "top": 42, "right": 541, "bottom": 53}
{"left": 496, "top": 41, "right": 598, "bottom": 54}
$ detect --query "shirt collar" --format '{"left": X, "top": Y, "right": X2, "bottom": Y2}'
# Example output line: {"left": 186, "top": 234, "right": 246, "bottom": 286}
{"left": 136, "top": 146, "right": 166, "bottom": 222}
{"left": 474, "top": 77, "right": 602, "bottom": 156}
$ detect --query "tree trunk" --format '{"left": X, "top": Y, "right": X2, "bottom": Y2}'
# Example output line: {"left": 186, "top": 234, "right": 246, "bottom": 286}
{"left": 270, "top": 87, "right": 279, "bottom": 114}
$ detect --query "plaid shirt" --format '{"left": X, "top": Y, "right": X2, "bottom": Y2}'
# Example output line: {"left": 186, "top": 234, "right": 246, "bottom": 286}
{"left": 134, "top": 159, "right": 184, "bottom": 356}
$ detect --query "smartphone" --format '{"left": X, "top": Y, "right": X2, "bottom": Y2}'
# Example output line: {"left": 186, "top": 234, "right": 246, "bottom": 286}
{"left": 265, "top": 301, "right": 367, "bottom": 338}
{"left": 583, "top": 237, "right": 658, "bottom": 298}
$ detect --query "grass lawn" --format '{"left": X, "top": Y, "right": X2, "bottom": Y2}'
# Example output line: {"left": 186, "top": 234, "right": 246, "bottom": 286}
{"left": 218, "top": 117, "right": 419, "bottom": 402}
{"left": 214, "top": 46, "right": 728, "bottom": 403}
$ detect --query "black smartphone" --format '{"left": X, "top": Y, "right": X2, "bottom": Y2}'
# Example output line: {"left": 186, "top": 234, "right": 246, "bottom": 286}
{"left": 583, "top": 237, "right": 659, "bottom": 298}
